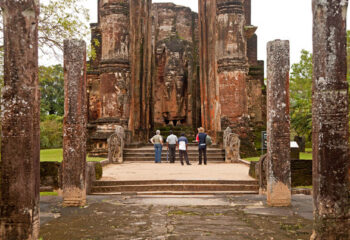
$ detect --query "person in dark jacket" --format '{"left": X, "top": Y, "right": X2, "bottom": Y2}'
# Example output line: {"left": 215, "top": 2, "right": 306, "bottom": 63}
{"left": 196, "top": 127, "right": 207, "bottom": 165}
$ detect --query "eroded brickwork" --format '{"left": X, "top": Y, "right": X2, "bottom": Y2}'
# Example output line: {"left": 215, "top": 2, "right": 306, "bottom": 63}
{"left": 63, "top": 40, "right": 87, "bottom": 207}
{"left": 266, "top": 40, "right": 291, "bottom": 207}
{"left": 311, "top": 0, "right": 350, "bottom": 238}
{"left": 0, "top": 1, "right": 40, "bottom": 239}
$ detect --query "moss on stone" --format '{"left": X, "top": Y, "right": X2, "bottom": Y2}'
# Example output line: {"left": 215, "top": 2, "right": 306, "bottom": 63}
{"left": 95, "top": 163, "right": 103, "bottom": 180}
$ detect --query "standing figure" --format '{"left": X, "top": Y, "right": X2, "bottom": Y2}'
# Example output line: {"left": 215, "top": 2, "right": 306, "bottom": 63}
{"left": 196, "top": 127, "right": 207, "bottom": 165}
{"left": 178, "top": 133, "right": 191, "bottom": 166}
{"left": 166, "top": 130, "right": 178, "bottom": 163}
{"left": 150, "top": 130, "right": 163, "bottom": 163}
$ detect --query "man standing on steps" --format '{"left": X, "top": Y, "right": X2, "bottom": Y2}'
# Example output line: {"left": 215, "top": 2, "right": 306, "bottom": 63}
{"left": 178, "top": 133, "right": 191, "bottom": 166}
{"left": 196, "top": 127, "right": 207, "bottom": 165}
{"left": 166, "top": 130, "right": 178, "bottom": 163}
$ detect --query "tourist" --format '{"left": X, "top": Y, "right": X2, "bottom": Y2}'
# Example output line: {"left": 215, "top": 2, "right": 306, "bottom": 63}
{"left": 166, "top": 130, "right": 178, "bottom": 163}
{"left": 196, "top": 127, "right": 207, "bottom": 165}
{"left": 178, "top": 133, "right": 191, "bottom": 166}
{"left": 150, "top": 130, "right": 163, "bottom": 163}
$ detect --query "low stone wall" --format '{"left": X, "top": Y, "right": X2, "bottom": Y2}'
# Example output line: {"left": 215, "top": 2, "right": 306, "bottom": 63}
{"left": 249, "top": 159, "right": 312, "bottom": 187}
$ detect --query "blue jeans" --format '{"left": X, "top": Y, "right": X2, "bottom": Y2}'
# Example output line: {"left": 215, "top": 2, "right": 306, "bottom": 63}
{"left": 154, "top": 144, "right": 162, "bottom": 163}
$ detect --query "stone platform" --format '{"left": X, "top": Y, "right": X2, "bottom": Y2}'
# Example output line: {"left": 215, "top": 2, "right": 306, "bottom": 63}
{"left": 101, "top": 162, "right": 253, "bottom": 181}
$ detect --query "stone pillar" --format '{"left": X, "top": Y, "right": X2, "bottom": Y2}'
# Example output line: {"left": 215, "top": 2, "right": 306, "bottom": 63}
{"left": 129, "top": 0, "right": 152, "bottom": 141}
{"left": 198, "top": 0, "right": 221, "bottom": 139}
{"left": 63, "top": 40, "right": 87, "bottom": 207}
{"left": 311, "top": 0, "right": 350, "bottom": 238}
{"left": 266, "top": 40, "right": 291, "bottom": 207}
{"left": 0, "top": 1, "right": 40, "bottom": 239}
{"left": 99, "top": 0, "right": 130, "bottom": 122}
{"left": 216, "top": 0, "right": 249, "bottom": 126}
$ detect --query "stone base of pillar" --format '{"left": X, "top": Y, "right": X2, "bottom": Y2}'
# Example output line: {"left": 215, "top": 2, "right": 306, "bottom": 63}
{"left": 0, "top": 210, "right": 40, "bottom": 240}
{"left": 311, "top": 218, "right": 350, "bottom": 240}
{"left": 63, "top": 188, "right": 87, "bottom": 207}
{"left": 267, "top": 182, "right": 291, "bottom": 207}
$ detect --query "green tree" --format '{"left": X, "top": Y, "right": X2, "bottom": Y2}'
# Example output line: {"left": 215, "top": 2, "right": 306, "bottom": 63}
{"left": 40, "top": 65, "right": 64, "bottom": 116}
{"left": 0, "top": 0, "right": 90, "bottom": 57}
{"left": 290, "top": 50, "right": 313, "bottom": 141}
{"left": 40, "top": 115, "right": 63, "bottom": 149}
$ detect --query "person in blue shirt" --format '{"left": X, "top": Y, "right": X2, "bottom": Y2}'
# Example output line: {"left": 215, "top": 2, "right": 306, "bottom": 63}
{"left": 196, "top": 127, "right": 207, "bottom": 165}
{"left": 178, "top": 133, "right": 191, "bottom": 166}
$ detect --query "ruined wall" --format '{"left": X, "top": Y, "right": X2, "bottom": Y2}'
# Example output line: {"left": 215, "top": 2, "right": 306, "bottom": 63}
{"left": 152, "top": 3, "right": 200, "bottom": 127}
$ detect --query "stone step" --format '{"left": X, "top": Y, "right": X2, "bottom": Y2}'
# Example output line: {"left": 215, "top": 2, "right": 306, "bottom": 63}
{"left": 91, "top": 184, "right": 259, "bottom": 193}
{"left": 93, "top": 180, "right": 259, "bottom": 186}
{"left": 123, "top": 157, "right": 225, "bottom": 162}
{"left": 91, "top": 191, "right": 259, "bottom": 196}
{"left": 123, "top": 152, "right": 225, "bottom": 157}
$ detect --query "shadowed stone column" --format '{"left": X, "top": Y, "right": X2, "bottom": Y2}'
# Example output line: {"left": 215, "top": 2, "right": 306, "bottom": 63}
{"left": 216, "top": 0, "right": 249, "bottom": 127}
{"left": 311, "top": 0, "right": 350, "bottom": 238}
{"left": 0, "top": 1, "right": 40, "bottom": 239}
{"left": 63, "top": 40, "right": 87, "bottom": 207}
{"left": 199, "top": 0, "right": 221, "bottom": 140}
{"left": 266, "top": 40, "right": 291, "bottom": 207}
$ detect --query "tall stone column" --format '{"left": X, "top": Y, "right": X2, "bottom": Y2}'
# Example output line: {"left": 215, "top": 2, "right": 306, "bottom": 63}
{"left": 266, "top": 40, "right": 291, "bottom": 207}
{"left": 0, "top": 1, "right": 40, "bottom": 239}
{"left": 216, "top": 0, "right": 249, "bottom": 126}
{"left": 129, "top": 0, "right": 152, "bottom": 141}
{"left": 199, "top": 0, "right": 221, "bottom": 139}
{"left": 99, "top": 0, "right": 130, "bottom": 122}
{"left": 311, "top": 0, "right": 350, "bottom": 238}
{"left": 63, "top": 40, "right": 87, "bottom": 207}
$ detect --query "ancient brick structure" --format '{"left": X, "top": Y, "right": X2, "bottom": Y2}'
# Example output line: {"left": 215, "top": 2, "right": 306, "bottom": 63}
{"left": 266, "top": 40, "right": 291, "bottom": 207}
{"left": 87, "top": 0, "right": 265, "bottom": 157}
{"left": 0, "top": 1, "right": 40, "bottom": 239}
{"left": 311, "top": 0, "right": 350, "bottom": 238}
{"left": 62, "top": 40, "right": 87, "bottom": 207}
{"left": 198, "top": 0, "right": 264, "bottom": 156}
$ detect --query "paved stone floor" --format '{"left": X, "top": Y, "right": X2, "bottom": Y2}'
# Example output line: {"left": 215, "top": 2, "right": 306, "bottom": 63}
{"left": 39, "top": 195, "right": 314, "bottom": 240}
{"left": 101, "top": 163, "right": 254, "bottom": 181}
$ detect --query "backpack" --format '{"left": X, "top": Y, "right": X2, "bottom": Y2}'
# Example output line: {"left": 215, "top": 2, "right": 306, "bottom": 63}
{"left": 205, "top": 135, "right": 212, "bottom": 146}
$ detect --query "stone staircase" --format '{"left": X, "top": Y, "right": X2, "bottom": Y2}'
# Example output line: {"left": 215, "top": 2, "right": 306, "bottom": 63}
{"left": 123, "top": 144, "right": 225, "bottom": 162}
{"left": 90, "top": 180, "right": 259, "bottom": 195}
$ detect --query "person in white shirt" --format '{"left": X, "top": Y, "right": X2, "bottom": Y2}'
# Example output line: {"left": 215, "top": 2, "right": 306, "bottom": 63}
{"left": 166, "top": 130, "right": 178, "bottom": 163}
{"left": 178, "top": 133, "right": 191, "bottom": 166}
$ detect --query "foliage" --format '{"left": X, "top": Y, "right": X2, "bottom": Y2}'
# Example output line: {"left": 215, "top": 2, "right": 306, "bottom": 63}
{"left": 40, "top": 65, "right": 64, "bottom": 116}
{"left": 40, "top": 115, "right": 63, "bottom": 149}
{"left": 290, "top": 50, "right": 313, "bottom": 141}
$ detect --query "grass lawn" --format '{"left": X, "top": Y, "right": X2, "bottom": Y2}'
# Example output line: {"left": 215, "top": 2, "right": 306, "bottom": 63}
{"left": 40, "top": 149, "right": 105, "bottom": 162}
{"left": 40, "top": 192, "right": 58, "bottom": 196}
{"left": 244, "top": 149, "right": 313, "bottom": 162}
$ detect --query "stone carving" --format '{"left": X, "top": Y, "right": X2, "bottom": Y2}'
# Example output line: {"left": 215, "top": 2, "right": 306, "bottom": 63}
{"left": 223, "top": 127, "right": 241, "bottom": 163}
{"left": 108, "top": 126, "right": 125, "bottom": 163}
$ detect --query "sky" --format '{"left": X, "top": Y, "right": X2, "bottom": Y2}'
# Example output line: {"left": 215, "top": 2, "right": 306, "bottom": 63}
{"left": 82, "top": 0, "right": 349, "bottom": 68}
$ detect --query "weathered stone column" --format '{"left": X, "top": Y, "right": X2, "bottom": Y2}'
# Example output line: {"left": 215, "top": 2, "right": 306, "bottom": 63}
{"left": 0, "top": 1, "right": 40, "bottom": 239}
{"left": 63, "top": 40, "right": 87, "bottom": 207}
{"left": 311, "top": 0, "right": 350, "bottom": 238}
{"left": 199, "top": 0, "right": 221, "bottom": 139}
{"left": 99, "top": 0, "right": 130, "bottom": 121}
{"left": 266, "top": 40, "right": 291, "bottom": 207}
{"left": 129, "top": 0, "right": 152, "bottom": 141}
